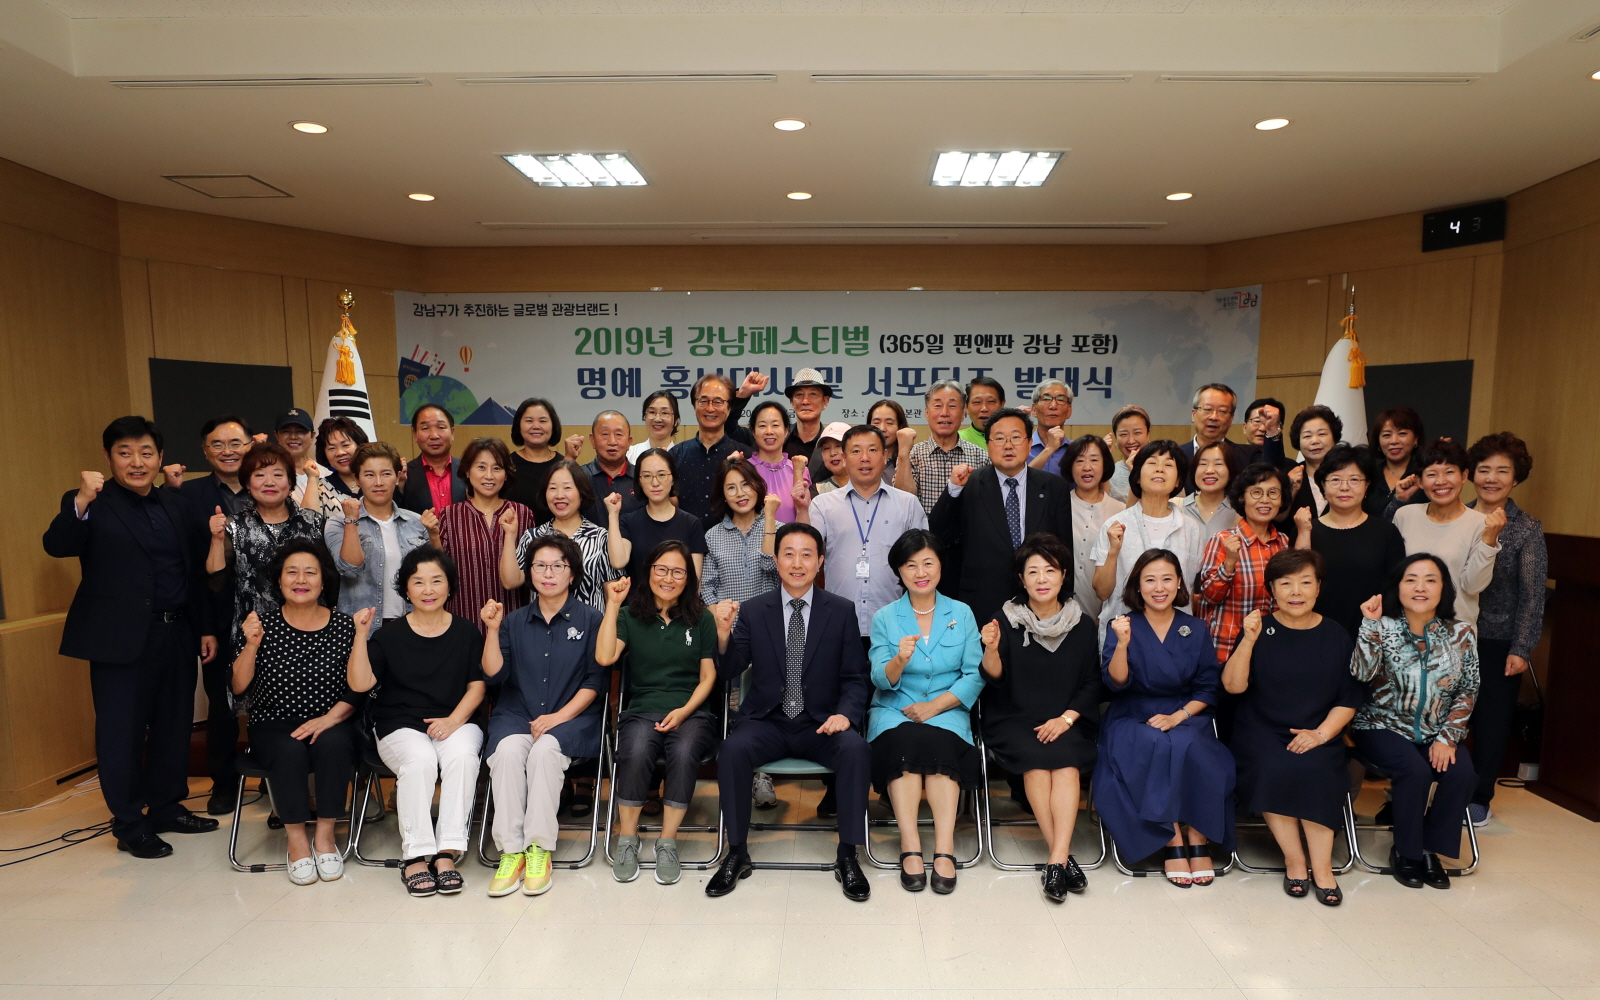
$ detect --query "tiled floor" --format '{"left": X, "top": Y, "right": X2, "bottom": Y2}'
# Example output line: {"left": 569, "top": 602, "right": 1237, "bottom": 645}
{"left": 1, "top": 772, "right": 1596, "bottom": 1000}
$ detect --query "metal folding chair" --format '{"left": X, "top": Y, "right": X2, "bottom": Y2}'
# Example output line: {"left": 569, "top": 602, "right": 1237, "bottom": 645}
{"left": 976, "top": 745, "right": 1108, "bottom": 872}
{"left": 350, "top": 725, "right": 483, "bottom": 869}
{"left": 1109, "top": 714, "right": 1235, "bottom": 879}
{"left": 1230, "top": 798, "right": 1358, "bottom": 875}
{"left": 860, "top": 727, "right": 987, "bottom": 872}
{"left": 1344, "top": 754, "right": 1482, "bottom": 877}
{"left": 227, "top": 747, "right": 356, "bottom": 873}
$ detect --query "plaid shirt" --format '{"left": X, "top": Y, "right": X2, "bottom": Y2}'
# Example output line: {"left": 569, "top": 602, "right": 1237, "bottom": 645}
{"left": 701, "top": 512, "right": 780, "bottom": 604}
{"left": 907, "top": 437, "right": 990, "bottom": 514}
{"left": 1192, "top": 521, "right": 1289, "bottom": 663}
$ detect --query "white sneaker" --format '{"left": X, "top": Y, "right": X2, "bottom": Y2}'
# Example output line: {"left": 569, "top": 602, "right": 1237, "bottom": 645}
{"left": 287, "top": 854, "right": 318, "bottom": 885}
{"left": 753, "top": 772, "right": 777, "bottom": 809}
{"left": 316, "top": 852, "right": 344, "bottom": 881}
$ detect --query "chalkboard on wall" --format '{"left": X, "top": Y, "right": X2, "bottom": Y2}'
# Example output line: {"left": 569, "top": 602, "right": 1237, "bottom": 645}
{"left": 1363, "top": 360, "right": 1474, "bottom": 448}
{"left": 149, "top": 359, "right": 295, "bottom": 470}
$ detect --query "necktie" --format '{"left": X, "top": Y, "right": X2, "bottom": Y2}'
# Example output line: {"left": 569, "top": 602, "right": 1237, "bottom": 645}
{"left": 1005, "top": 477, "right": 1022, "bottom": 549}
{"left": 783, "top": 597, "right": 806, "bottom": 718}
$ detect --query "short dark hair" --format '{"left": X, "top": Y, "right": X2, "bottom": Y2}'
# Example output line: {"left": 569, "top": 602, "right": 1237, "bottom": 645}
{"left": 353, "top": 440, "right": 404, "bottom": 475}
{"left": 458, "top": 437, "right": 515, "bottom": 496}
{"left": 1264, "top": 547, "right": 1324, "bottom": 589}
{"left": 1191, "top": 383, "right": 1237, "bottom": 410}
{"left": 103, "top": 415, "right": 163, "bottom": 454}
{"left": 411, "top": 404, "right": 455, "bottom": 431}
{"left": 708, "top": 455, "right": 766, "bottom": 525}
{"left": 239, "top": 440, "right": 292, "bottom": 484}
{"left": 1290, "top": 405, "right": 1343, "bottom": 450}
{"left": 546, "top": 459, "right": 597, "bottom": 517}
{"left": 1012, "top": 532, "right": 1074, "bottom": 604}
{"left": 1121, "top": 548, "right": 1190, "bottom": 612}
{"left": 634, "top": 447, "right": 678, "bottom": 499}
{"left": 1193, "top": 439, "right": 1243, "bottom": 491}
{"left": 1370, "top": 406, "right": 1425, "bottom": 453}
{"left": 201, "top": 414, "right": 252, "bottom": 440}
{"left": 1061, "top": 434, "right": 1115, "bottom": 485}
{"left": 1313, "top": 443, "right": 1378, "bottom": 493}
{"left": 266, "top": 536, "right": 341, "bottom": 609}
{"left": 1382, "top": 553, "right": 1458, "bottom": 622}
{"left": 394, "top": 544, "right": 457, "bottom": 603}
{"left": 1227, "top": 462, "right": 1291, "bottom": 517}
{"left": 748, "top": 399, "right": 792, "bottom": 435}
{"left": 887, "top": 528, "right": 944, "bottom": 591}
{"left": 967, "top": 375, "right": 1006, "bottom": 404}
{"left": 1243, "top": 398, "right": 1284, "bottom": 424}
{"left": 1129, "top": 440, "right": 1188, "bottom": 499}
{"left": 775, "top": 521, "right": 824, "bottom": 558}
{"left": 1467, "top": 431, "right": 1534, "bottom": 485}
{"left": 984, "top": 407, "right": 1033, "bottom": 441}
{"left": 640, "top": 390, "right": 682, "bottom": 434}
{"left": 510, "top": 398, "right": 562, "bottom": 448}
{"left": 1416, "top": 437, "right": 1471, "bottom": 475}
{"left": 315, "top": 416, "right": 369, "bottom": 469}
{"left": 841, "top": 424, "right": 885, "bottom": 451}
{"left": 627, "top": 539, "right": 706, "bottom": 626}
{"left": 523, "top": 532, "right": 586, "bottom": 592}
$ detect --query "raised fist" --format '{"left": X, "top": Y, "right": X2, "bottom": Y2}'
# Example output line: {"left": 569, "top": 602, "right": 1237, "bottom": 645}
{"left": 497, "top": 505, "right": 519, "bottom": 533}
{"left": 1287, "top": 465, "right": 1304, "bottom": 489}
{"left": 1044, "top": 425, "right": 1066, "bottom": 452}
{"left": 1482, "top": 506, "right": 1507, "bottom": 543}
{"left": 791, "top": 454, "right": 808, "bottom": 486}
{"left": 241, "top": 611, "right": 264, "bottom": 647}
{"left": 950, "top": 464, "right": 973, "bottom": 488}
{"left": 77, "top": 471, "right": 105, "bottom": 508}
{"left": 605, "top": 577, "right": 631, "bottom": 604}
{"left": 1294, "top": 506, "right": 1313, "bottom": 535}
{"left": 711, "top": 599, "right": 739, "bottom": 632}
{"left": 353, "top": 607, "right": 377, "bottom": 634}
{"left": 604, "top": 492, "right": 623, "bottom": 516}
{"left": 897, "top": 634, "right": 920, "bottom": 660}
{"left": 480, "top": 600, "right": 504, "bottom": 629}
{"left": 1106, "top": 521, "right": 1126, "bottom": 547}
{"left": 1241, "top": 609, "right": 1263, "bottom": 641}
{"left": 209, "top": 505, "right": 228, "bottom": 538}
{"left": 161, "top": 464, "right": 186, "bottom": 488}
{"left": 563, "top": 435, "right": 585, "bottom": 461}
{"left": 1360, "top": 594, "right": 1384, "bottom": 620}
{"left": 791, "top": 480, "right": 811, "bottom": 511}
{"left": 1110, "top": 615, "right": 1132, "bottom": 643}
{"left": 1394, "top": 474, "right": 1419, "bottom": 500}
{"left": 896, "top": 426, "right": 917, "bottom": 451}
{"left": 1220, "top": 532, "right": 1242, "bottom": 559}
{"left": 738, "top": 370, "right": 770, "bottom": 397}
{"left": 419, "top": 508, "right": 439, "bottom": 533}
{"left": 980, "top": 618, "right": 1001, "bottom": 649}
{"left": 763, "top": 492, "right": 781, "bottom": 517}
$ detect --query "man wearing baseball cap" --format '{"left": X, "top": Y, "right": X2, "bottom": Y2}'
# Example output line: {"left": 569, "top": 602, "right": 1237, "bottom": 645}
{"left": 783, "top": 368, "right": 834, "bottom": 465}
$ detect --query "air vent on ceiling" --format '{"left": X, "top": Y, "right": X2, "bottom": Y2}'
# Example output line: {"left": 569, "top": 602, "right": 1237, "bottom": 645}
{"left": 1160, "top": 74, "right": 1475, "bottom": 85}
{"left": 165, "top": 175, "right": 292, "bottom": 199}
{"left": 812, "top": 73, "right": 1130, "bottom": 83}
{"left": 114, "top": 77, "right": 427, "bottom": 89}
{"left": 1572, "top": 21, "right": 1600, "bottom": 41}
{"left": 478, "top": 222, "right": 1165, "bottom": 232}
{"left": 459, "top": 74, "right": 775, "bottom": 85}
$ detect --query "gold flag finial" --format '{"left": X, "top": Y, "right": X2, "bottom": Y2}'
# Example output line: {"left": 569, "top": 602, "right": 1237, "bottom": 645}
{"left": 339, "top": 288, "right": 354, "bottom": 316}
{"left": 335, "top": 289, "right": 358, "bottom": 385}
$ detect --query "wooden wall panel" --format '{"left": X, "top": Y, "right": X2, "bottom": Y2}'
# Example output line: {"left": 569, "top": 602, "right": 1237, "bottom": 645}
{"left": 0, "top": 158, "right": 119, "bottom": 256}
{"left": 1506, "top": 156, "right": 1600, "bottom": 251}
{"left": 1258, "top": 276, "right": 1331, "bottom": 377}
{"left": 1322, "top": 259, "right": 1476, "bottom": 367}
{"left": 306, "top": 281, "right": 398, "bottom": 382}
{"left": 1255, "top": 375, "right": 1321, "bottom": 429}
{"left": 1466, "top": 253, "right": 1502, "bottom": 444}
{"left": 1208, "top": 211, "right": 1501, "bottom": 290}
{"left": 119, "top": 257, "right": 155, "bottom": 418}
{"left": 282, "top": 276, "right": 314, "bottom": 412}
{"left": 147, "top": 261, "right": 288, "bottom": 367}
{"left": 0, "top": 617, "right": 95, "bottom": 808}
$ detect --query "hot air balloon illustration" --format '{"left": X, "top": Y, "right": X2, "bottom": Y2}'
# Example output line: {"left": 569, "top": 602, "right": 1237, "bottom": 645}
{"left": 459, "top": 345, "right": 473, "bottom": 372}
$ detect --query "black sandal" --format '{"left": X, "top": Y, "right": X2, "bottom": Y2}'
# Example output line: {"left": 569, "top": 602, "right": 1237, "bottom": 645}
{"left": 1282, "top": 875, "right": 1310, "bottom": 898}
{"left": 1162, "top": 846, "right": 1192, "bottom": 887}
{"left": 430, "top": 853, "right": 465, "bottom": 894}
{"left": 1186, "top": 844, "right": 1216, "bottom": 886}
{"left": 1313, "top": 879, "right": 1343, "bottom": 906}
{"left": 930, "top": 853, "right": 958, "bottom": 895}
{"left": 899, "top": 852, "right": 926, "bottom": 892}
{"left": 402, "top": 857, "right": 437, "bottom": 897}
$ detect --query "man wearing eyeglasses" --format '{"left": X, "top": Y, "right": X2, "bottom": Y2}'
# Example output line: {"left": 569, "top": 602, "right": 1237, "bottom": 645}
{"left": 668, "top": 371, "right": 766, "bottom": 526}
{"left": 1026, "top": 378, "right": 1075, "bottom": 475}
{"left": 1180, "top": 383, "right": 1253, "bottom": 493}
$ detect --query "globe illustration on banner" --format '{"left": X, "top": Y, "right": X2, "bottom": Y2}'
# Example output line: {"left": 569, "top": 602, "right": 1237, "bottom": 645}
{"left": 400, "top": 375, "right": 479, "bottom": 424}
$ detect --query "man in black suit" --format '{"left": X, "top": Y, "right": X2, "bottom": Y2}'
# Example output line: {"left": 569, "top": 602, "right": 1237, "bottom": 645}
{"left": 707, "top": 522, "right": 873, "bottom": 901}
{"left": 1179, "top": 383, "right": 1255, "bottom": 493}
{"left": 930, "top": 407, "right": 1073, "bottom": 631}
{"left": 398, "top": 404, "right": 467, "bottom": 513}
{"left": 43, "top": 416, "right": 220, "bottom": 858}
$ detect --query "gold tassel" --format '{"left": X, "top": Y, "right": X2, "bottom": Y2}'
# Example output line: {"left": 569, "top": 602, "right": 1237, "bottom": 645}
{"left": 1341, "top": 312, "right": 1367, "bottom": 389}
{"left": 335, "top": 313, "right": 359, "bottom": 386}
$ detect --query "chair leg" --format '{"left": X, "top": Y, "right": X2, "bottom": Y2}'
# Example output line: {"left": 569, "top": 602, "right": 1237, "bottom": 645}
{"left": 351, "top": 771, "right": 398, "bottom": 868}
{"left": 227, "top": 774, "right": 258, "bottom": 872}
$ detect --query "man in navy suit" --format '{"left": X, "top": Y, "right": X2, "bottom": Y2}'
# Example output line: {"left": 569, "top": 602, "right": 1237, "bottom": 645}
{"left": 707, "top": 522, "right": 873, "bottom": 901}
{"left": 43, "top": 417, "right": 220, "bottom": 858}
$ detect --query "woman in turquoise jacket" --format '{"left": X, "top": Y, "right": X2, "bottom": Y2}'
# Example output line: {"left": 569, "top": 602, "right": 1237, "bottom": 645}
{"left": 869, "top": 528, "right": 985, "bottom": 895}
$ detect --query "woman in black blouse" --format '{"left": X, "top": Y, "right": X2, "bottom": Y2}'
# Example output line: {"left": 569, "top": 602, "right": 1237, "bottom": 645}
{"left": 1293, "top": 444, "right": 1406, "bottom": 637}
{"left": 979, "top": 533, "right": 1102, "bottom": 903}
{"left": 231, "top": 537, "right": 359, "bottom": 886}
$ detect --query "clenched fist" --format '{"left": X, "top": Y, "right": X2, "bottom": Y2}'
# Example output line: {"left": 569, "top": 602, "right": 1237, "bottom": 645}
{"left": 481, "top": 600, "right": 504, "bottom": 629}
{"left": 763, "top": 492, "right": 781, "bottom": 519}
{"left": 896, "top": 634, "right": 920, "bottom": 661}
{"left": 1360, "top": 594, "right": 1384, "bottom": 620}
{"left": 353, "top": 607, "right": 377, "bottom": 634}
{"left": 419, "top": 508, "right": 439, "bottom": 533}
{"left": 980, "top": 618, "right": 1001, "bottom": 649}
{"left": 896, "top": 426, "right": 917, "bottom": 452}
{"left": 563, "top": 435, "right": 585, "bottom": 461}
{"left": 1043, "top": 424, "right": 1066, "bottom": 453}
{"left": 1110, "top": 615, "right": 1132, "bottom": 644}
{"left": 162, "top": 464, "right": 186, "bottom": 488}
{"left": 1482, "top": 506, "right": 1507, "bottom": 545}
{"left": 76, "top": 471, "right": 105, "bottom": 510}
{"left": 1294, "top": 506, "right": 1313, "bottom": 536}
{"left": 1241, "top": 609, "right": 1263, "bottom": 641}
{"left": 1106, "top": 521, "right": 1126, "bottom": 548}
{"left": 340, "top": 497, "right": 362, "bottom": 521}
{"left": 209, "top": 505, "right": 228, "bottom": 538}
{"left": 949, "top": 464, "right": 973, "bottom": 488}
{"left": 241, "top": 611, "right": 264, "bottom": 647}
{"left": 605, "top": 577, "right": 631, "bottom": 605}
{"left": 738, "top": 370, "right": 770, "bottom": 397}
{"left": 498, "top": 504, "right": 520, "bottom": 533}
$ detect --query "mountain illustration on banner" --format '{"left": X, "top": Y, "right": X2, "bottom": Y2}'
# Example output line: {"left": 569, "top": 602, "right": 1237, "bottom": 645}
{"left": 400, "top": 375, "right": 478, "bottom": 425}
{"left": 465, "top": 398, "right": 515, "bottom": 425}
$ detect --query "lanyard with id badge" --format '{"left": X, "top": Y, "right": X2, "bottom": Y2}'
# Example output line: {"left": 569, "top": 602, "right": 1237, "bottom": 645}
{"left": 849, "top": 490, "right": 884, "bottom": 580}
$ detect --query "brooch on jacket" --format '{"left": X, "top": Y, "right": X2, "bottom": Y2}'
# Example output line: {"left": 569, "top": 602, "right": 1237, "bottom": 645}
{"left": 566, "top": 626, "right": 584, "bottom": 641}
{"left": 1178, "top": 625, "right": 1191, "bottom": 637}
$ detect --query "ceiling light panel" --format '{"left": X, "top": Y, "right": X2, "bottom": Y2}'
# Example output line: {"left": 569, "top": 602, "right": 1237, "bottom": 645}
{"left": 931, "top": 151, "right": 1064, "bottom": 188}
{"left": 503, "top": 153, "right": 648, "bottom": 188}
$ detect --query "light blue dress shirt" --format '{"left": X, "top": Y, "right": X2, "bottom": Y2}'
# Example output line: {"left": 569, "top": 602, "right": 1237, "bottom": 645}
{"left": 867, "top": 592, "right": 985, "bottom": 744}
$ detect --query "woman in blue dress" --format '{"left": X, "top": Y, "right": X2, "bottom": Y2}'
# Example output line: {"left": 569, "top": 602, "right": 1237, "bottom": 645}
{"left": 1097, "top": 548, "right": 1236, "bottom": 887}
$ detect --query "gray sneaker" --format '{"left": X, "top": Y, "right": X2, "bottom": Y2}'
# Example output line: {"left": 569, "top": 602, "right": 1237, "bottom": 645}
{"left": 612, "top": 835, "right": 640, "bottom": 883}
{"left": 753, "top": 772, "right": 778, "bottom": 809}
{"left": 654, "top": 838, "right": 681, "bottom": 885}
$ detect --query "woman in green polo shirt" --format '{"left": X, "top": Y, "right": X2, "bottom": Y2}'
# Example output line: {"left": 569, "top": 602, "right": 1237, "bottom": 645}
{"left": 595, "top": 539, "right": 719, "bottom": 885}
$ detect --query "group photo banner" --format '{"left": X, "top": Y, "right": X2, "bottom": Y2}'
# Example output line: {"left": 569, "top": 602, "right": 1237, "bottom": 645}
{"left": 393, "top": 288, "right": 1261, "bottom": 427}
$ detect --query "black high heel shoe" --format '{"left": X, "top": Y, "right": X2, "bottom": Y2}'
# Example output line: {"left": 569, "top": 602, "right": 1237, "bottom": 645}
{"left": 1282, "top": 875, "right": 1310, "bottom": 898}
{"left": 899, "top": 852, "right": 926, "bottom": 892}
{"left": 930, "top": 853, "right": 958, "bottom": 894}
{"left": 1313, "top": 878, "right": 1343, "bottom": 906}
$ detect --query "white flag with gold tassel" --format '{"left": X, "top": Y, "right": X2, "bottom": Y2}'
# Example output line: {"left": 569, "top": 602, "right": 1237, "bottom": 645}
{"left": 1311, "top": 287, "right": 1369, "bottom": 446}
{"left": 312, "top": 290, "right": 376, "bottom": 441}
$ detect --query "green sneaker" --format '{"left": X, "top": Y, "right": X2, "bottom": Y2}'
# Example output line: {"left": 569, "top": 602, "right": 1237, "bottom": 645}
{"left": 654, "top": 838, "right": 681, "bottom": 885}
{"left": 523, "top": 844, "right": 553, "bottom": 895}
{"left": 487, "top": 851, "right": 524, "bottom": 896}
{"left": 613, "top": 835, "right": 640, "bottom": 883}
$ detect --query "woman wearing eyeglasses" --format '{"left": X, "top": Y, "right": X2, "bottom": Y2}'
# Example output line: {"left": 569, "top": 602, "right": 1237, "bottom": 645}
{"left": 604, "top": 448, "right": 707, "bottom": 595}
{"left": 628, "top": 391, "right": 682, "bottom": 463}
{"left": 1192, "top": 463, "right": 1292, "bottom": 664}
{"left": 1292, "top": 444, "right": 1407, "bottom": 638}
{"left": 595, "top": 541, "right": 719, "bottom": 885}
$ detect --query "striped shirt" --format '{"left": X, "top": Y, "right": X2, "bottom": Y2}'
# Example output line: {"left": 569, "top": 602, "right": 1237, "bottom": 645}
{"left": 437, "top": 499, "right": 538, "bottom": 634}
{"left": 906, "top": 437, "right": 990, "bottom": 514}
{"left": 515, "top": 518, "right": 615, "bottom": 612}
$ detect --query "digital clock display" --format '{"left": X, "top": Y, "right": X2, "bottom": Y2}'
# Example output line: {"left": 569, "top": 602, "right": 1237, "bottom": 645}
{"left": 1422, "top": 200, "right": 1506, "bottom": 252}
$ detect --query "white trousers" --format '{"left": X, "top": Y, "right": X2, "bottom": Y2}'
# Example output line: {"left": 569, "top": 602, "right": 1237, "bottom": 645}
{"left": 377, "top": 724, "right": 483, "bottom": 859}
{"left": 488, "top": 733, "right": 571, "bottom": 853}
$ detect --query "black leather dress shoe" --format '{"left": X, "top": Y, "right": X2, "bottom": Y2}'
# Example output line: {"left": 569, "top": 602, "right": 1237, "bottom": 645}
{"left": 1062, "top": 855, "right": 1088, "bottom": 892}
{"left": 116, "top": 832, "right": 173, "bottom": 859}
{"left": 153, "top": 813, "right": 220, "bottom": 835}
{"left": 1041, "top": 863, "right": 1068, "bottom": 903}
{"left": 206, "top": 788, "right": 236, "bottom": 816}
{"left": 705, "top": 852, "right": 753, "bottom": 897}
{"left": 1390, "top": 848, "right": 1425, "bottom": 888}
{"left": 1421, "top": 852, "right": 1452, "bottom": 890}
{"left": 835, "top": 854, "right": 871, "bottom": 902}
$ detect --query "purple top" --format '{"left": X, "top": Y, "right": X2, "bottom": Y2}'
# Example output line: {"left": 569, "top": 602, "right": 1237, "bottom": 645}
{"left": 751, "top": 454, "right": 811, "bottom": 521}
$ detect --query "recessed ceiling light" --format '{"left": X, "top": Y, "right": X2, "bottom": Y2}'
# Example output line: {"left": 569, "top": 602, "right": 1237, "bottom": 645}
{"left": 786, "top": 191, "right": 812, "bottom": 200}
{"left": 930, "top": 150, "right": 1063, "bottom": 187}
{"left": 502, "top": 152, "right": 649, "bottom": 188}
{"left": 1592, "top": 70, "right": 1600, "bottom": 80}
{"left": 1254, "top": 117, "right": 1291, "bottom": 130}
{"left": 773, "top": 119, "right": 807, "bottom": 131}
{"left": 408, "top": 193, "right": 435, "bottom": 201}
{"left": 289, "top": 121, "right": 328, "bottom": 134}
{"left": 1166, "top": 192, "right": 1193, "bottom": 201}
